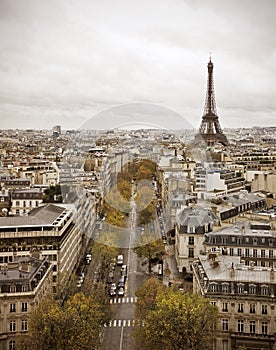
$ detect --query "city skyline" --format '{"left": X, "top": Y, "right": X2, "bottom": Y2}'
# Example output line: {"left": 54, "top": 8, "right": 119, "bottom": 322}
{"left": 0, "top": 0, "right": 276, "bottom": 130}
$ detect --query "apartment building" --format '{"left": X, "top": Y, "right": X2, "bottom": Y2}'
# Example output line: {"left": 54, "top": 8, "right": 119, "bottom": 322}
{"left": 0, "top": 255, "right": 52, "bottom": 350}
{"left": 204, "top": 220, "right": 276, "bottom": 268}
{"left": 193, "top": 254, "right": 276, "bottom": 350}
{"left": 193, "top": 167, "right": 246, "bottom": 199}
{"left": 0, "top": 203, "right": 82, "bottom": 288}
{"left": 10, "top": 189, "right": 43, "bottom": 215}
{"left": 175, "top": 207, "right": 218, "bottom": 275}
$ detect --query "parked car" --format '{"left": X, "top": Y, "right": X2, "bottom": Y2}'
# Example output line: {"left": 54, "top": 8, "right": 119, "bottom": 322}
{"left": 121, "top": 264, "right": 127, "bottom": 279}
{"left": 118, "top": 276, "right": 125, "bottom": 288}
{"left": 109, "top": 287, "right": 116, "bottom": 297}
{"left": 118, "top": 287, "right": 124, "bottom": 297}
{"left": 117, "top": 254, "right": 123, "bottom": 265}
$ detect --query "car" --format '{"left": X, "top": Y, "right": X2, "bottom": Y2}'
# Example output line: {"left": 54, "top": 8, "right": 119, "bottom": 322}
{"left": 121, "top": 265, "right": 127, "bottom": 278}
{"left": 86, "top": 253, "right": 92, "bottom": 260}
{"left": 109, "top": 287, "right": 116, "bottom": 297}
{"left": 110, "top": 283, "right": 117, "bottom": 291}
{"left": 118, "top": 287, "right": 124, "bottom": 297}
{"left": 118, "top": 276, "right": 125, "bottom": 288}
{"left": 117, "top": 254, "right": 123, "bottom": 265}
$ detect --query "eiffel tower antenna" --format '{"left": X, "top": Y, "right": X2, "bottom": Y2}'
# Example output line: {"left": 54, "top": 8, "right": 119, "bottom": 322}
{"left": 193, "top": 58, "right": 228, "bottom": 147}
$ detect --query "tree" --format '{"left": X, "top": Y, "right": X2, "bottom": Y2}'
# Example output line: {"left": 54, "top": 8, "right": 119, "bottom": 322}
{"left": 17, "top": 292, "right": 111, "bottom": 350}
{"left": 133, "top": 234, "right": 165, "bottom": 273}
{"left": 135, "top": 277, "right": 166, "bottom": 320}
{"left": 134, "top": 287, "right": 218, "bottom": 350}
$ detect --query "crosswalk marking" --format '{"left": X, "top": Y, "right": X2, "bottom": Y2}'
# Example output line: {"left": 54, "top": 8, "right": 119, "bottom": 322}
{"left": 104, "top": 319, "right": 145, "bottom": 328}
{"left": 109, "top": 297, "right": 137, "bottom": 304}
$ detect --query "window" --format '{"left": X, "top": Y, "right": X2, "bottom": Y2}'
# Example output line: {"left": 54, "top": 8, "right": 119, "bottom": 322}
{"left": 262, "top": 304, "right": 268, "bottom": 315}
{"left": 269, "top": 250, "right": 273, "bottom": 259}
{"left": 22, "top": 302, "right": 28, "bottom": 312}
{"left": 9, "top": 340, "right": 15, "bottom": 350}
{"left": 222, "top": 283, "right": 229, "bottom": 293}
{"left": 253, "top": 249, "right": 258, "bottom": 258}
{"left": 245, "top": 248, "right": 249, "bottom": 257}
{"left": 229, "top": 248, "right": 234, "bottom": 256}
{"left": 9, "top": 320, "right": 16, "bottom": 332}
{"left": 237, "top": 248, "right": 241, "bottom": 256}
{"left": 249, "top": 285, "right": 256, "bottom": 294}
{"left": 10, "top": 303, "right": 16, "bottom": 313}
{"left": 262, "top": 321, "right": 268, "bottom": 335}
{"left": 15, "top": 209, "right": 20, "bottom": 215}
{"left": 261, "top": 286, "right": 268, "bottom": 296}
{"left": 188, "top": 236, "right": 194, "bottom": 245}
{"left": 222, "top": 319, "right": 229, "bottom": 331}
{"left": 188, "top": 225, "right": 195, "bottom": 233}
{"left": 211, "top": 301, "right": 216, "bottom": 306}
{"left": 29, "top": 200, "right": 32, "bottom": 207}
{"left": 16, "top": 201, "right": 20, "bottom": 206}
{"left": 249, "top": 321, "right": 256, "bottom": 334}
{"left": 22, "top": 319, "right": 28, "bottom": 331}
{"left": 10, "top": 285, "right": 16, "bottom": 293}
{"left": 210, "top": 284, "right": 217, "bottom": 293}
{"left": 222, "top": 302, "right": 228, "bottom": 312}
{"left": 238, "top": 303, "right": 244, "bottom": 313}
{"left": 23, "top": 200, "right": 26, "bottom": 207}
{"left": 188, "top": 248, "right": 194, "bottom": 258}
{"left": 249, "top": 304, "right": 256, "bottom": 314}
{"left": 261, "top": 249, "right": 265, "bottom": 258}
{"left": 237, "top": 284, "right": 244, "bottom": 293}
{"left": 36, "top": 201, "right": 39, "bottom": 207}
{"left": 237, "top": 320, "right": 244, "bottom": 333}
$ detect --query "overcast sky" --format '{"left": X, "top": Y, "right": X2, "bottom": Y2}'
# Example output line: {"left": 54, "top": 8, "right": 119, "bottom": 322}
{"left": 0, "top": 0, "right": 275, "bottom": 130}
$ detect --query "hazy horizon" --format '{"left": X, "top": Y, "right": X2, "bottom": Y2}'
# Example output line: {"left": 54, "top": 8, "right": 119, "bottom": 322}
{"left": 0, "top": 0, "right": 275, "bottom": 130}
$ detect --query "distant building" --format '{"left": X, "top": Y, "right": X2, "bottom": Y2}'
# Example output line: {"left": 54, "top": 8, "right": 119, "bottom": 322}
{"left": 0, "top": 255, "right": 52, "bottom": 350}
{"left": 10, "top": 189, "right": 43, "bottom": 215}
{"left": 193, "top": 253, "right": 276, "bottom": 350}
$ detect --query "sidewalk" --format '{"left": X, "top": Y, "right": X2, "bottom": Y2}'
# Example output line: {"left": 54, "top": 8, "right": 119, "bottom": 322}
{"left": 162, "top": 244, "right": 183, "bottom": 286}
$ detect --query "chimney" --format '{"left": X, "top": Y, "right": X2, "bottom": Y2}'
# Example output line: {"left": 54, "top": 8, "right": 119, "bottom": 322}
{"left": 230, "top": 262, "right": 235, "bottom": 277}
{"left": 271, "top": 268, "right": 274, "bottom": 280}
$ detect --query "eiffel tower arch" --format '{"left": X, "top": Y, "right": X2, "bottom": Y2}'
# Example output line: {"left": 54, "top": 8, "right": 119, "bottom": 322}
{"left": 193, "top": 59, "right": 228, "bottom": 147}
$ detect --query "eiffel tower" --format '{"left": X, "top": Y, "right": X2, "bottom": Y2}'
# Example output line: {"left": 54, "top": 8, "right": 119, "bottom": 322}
{"left": 193, "top": 58, "right": 228, "bottom": 147}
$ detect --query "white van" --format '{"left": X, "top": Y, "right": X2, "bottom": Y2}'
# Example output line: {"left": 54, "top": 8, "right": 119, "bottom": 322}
{"left": 117, "top": 254, "right": 123, "bottom": 265}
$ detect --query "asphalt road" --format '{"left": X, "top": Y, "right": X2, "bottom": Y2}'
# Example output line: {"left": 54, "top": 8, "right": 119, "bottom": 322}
{"left": 101, "top": 191, "right": 149, "bottom": 350}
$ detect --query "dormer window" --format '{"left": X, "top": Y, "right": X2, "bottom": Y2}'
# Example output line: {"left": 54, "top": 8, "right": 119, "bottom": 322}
{"left": 210, "top": 283, "right": 217, "bottom": 293}
{"left": 249, "top": 284, "right": 256, "bottom": 294}
{"left": 221, "top": 283, "right": 229, "bottom": 293}
{"left": 261, "top": 286, "right": 268, "bottom": 296}
{"left": 237, "top": 283, "right": 244, "bottom": 293}
{"left": 188, "top": 225, "right": 195, "bottom": 233}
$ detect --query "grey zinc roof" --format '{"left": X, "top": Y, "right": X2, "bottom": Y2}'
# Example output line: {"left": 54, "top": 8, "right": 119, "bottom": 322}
{"left": 177, "top": 208, "right": 218, "bottom": 226}
{"left": 0, "top": 204, "right": 66, "bottom": 227}
{"left": 199, "top": 254, "right": 275, "bottom": 284}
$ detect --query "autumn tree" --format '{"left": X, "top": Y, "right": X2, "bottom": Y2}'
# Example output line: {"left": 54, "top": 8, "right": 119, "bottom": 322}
{"left": 134, "top": 286, "right": 218, "bottom": 350}
{"left": 133, "top": 234, "right": 165, "bottom": 273}
{"left": 135, "top": 277, "right": 166, "bottom": 320}
{"left": 18, "top": 292, "right": 111, "bottom": 350}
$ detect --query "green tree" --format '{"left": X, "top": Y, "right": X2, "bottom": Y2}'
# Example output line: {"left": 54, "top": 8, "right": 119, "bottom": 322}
{"left": 43, "top": 184, "right": 62, "bottom": 203}
{"left": 134, "top": 287, "right": 218, "bottom": 350}
{"left": 18, "top": 292, "right": 111, "bottom": 350}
